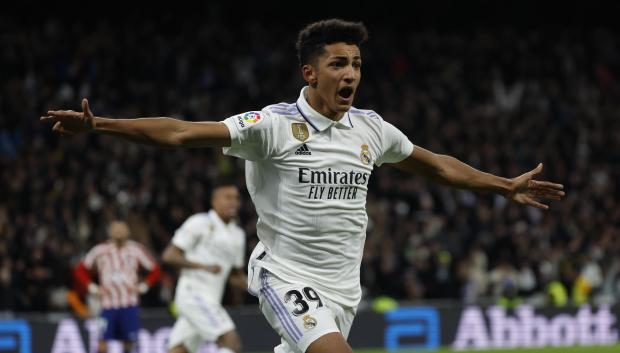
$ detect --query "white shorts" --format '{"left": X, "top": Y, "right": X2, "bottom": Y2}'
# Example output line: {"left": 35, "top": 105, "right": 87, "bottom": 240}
{"left": 250, "top": 268, "right": 356, "bottom": 353}
{"left": 167, "top": 285, "right": 235, "bottom": 353}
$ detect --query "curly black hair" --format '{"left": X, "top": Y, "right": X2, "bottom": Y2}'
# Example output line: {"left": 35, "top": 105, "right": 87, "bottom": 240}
{"left": 295, "top": 19, "right": 368, "bottom": 66}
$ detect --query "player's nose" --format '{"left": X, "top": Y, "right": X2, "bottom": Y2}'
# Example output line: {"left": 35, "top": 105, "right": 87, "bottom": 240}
{"left": 343, "top": 70, "right": 356, "bottom": 84}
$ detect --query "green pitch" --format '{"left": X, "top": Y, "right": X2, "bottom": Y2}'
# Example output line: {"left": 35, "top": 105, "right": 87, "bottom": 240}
{"left": 353, "top": 345, "right": 620, "bottom": 353}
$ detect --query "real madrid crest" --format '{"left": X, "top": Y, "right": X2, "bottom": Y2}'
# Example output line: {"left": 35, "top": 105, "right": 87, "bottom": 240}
{"left": 360, "top": 144, "right": 371, "bottom": 165}
{"left": 303, "top": 314, "right": 317, "bottom": 330}
{"left": 292, "top": 123, "right": 310, "bottom": 142}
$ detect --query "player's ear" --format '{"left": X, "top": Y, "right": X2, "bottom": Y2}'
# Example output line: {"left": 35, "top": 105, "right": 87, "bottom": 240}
{"left": 302, "top": 64, "right": 318, "bottom": 88}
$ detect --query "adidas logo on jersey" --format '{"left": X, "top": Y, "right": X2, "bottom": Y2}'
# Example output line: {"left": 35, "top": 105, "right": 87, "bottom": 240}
{"left": 295, "top": 144, "right": 312, "bottom": 155}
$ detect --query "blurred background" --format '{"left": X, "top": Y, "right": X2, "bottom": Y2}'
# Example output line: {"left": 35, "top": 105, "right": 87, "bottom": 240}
{"left": 1, "top": 1, "right": 619, "bottom": 352}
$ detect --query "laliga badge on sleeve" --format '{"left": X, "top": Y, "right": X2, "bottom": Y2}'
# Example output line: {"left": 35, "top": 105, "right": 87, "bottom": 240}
{"left": 236, "top": 111, "right": 262, "bottom": 129}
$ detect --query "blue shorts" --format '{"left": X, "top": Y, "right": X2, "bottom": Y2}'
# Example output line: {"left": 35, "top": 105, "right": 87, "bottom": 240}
{"left": 100, "top": 306, "right": 140, "bottom": 342}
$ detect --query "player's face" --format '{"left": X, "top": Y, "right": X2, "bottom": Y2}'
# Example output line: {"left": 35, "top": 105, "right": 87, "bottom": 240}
{"left": 305, "top": 43, "right": 361, "bottom": 116}
{"left": 108, "top": 221, "right": 130, "bottom": 245}
{"left": 212, "top": 185, "right": 241, "bottom": 223}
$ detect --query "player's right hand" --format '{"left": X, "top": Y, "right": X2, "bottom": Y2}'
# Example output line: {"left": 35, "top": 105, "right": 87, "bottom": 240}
{"left": 40, "top": 98, "right": 95, "bottom": 136}
{"left": 88, "top": 283, "right": 100, "bottom": 295}
{"left": 202, "top": 265, "right": 222, "bottom": 274}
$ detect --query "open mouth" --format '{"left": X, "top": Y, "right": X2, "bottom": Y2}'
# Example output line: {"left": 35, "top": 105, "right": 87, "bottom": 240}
{"left": 338, "top": 86, "right": 354, "bottom": 99}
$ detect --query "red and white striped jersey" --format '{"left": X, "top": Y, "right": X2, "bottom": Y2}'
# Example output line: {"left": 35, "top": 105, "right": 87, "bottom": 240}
{"left": 83, "top": 240, "right": 157, "bottom": 309}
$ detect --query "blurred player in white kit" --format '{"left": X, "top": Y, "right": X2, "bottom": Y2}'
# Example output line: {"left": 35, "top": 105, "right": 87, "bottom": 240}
{"left": 162, "top": 181, "right": 247, "bottom": 353}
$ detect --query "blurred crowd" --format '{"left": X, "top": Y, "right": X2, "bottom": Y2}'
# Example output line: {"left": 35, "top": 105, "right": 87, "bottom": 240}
{"left": 0, "top": 14, "right": 618, "bottom": 312}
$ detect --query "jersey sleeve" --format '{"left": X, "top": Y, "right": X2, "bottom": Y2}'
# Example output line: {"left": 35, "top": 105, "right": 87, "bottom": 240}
{"left": 222, "top": 110, "right": 275, "bottom": 161}
{"left": 171, "top": 215, "right": 204, "bottom": 252}
{"left": 375, "top": 120, "right": 414, "bottom": 166}
{"left": 83, "top": 245, "right": 102, "bottom": 269}
{"left": 134, "top": 243, "right": 157, "bottom": 270}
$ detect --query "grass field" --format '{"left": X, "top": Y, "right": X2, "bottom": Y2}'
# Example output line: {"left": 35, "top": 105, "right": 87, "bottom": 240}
{"left": 351, "top": 345, "right": 620, "bottom": 353}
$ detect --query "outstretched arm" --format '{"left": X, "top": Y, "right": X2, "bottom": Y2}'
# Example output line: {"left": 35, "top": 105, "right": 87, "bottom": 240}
{"left": 41, "top": 98, "right": 231, "bottom": 148}
{"left": 392, "top": 146, "right": 565, "bottom": 210}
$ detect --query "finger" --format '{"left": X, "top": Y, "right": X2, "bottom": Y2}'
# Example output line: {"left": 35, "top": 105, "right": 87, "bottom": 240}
{"left": 40, "top": 116, "right": 56, "bottom": 122}
{"left": 531, "top": 180, "right": 564, "bottom": 190}
{"left": 535, "top": 188, "right": 565, "bottom": 199}
{"left": 47, "top": 110, "right": 79, "bottom": 115}
{"left": 53, "top": 122, "right": 75, "bottom": 137}
{"left": 525, "top": 196, "right": 549, "bottom": 210}
{"left": 82, "top": 98, "right": 92, "bottom": 117}
{"left": 47, "top": 110, "right": 81, "bottom": 118}
{"left": 528, "top": 192, "right": 559, "bottom": 201}
{"left": 530, "top": 188, "right": 565, "bottom": 197}
{"left": 47, "top": 109, "right": 75, "bottom": 114}
{"left": 536, "top": 194, "right": 563, "bottom": 201}
{"left": 549, "top": 189, "right": 565, "bottom": 197}
{"left": 529, "top": 163, "right": 543, "bottom": 176}
{"left": 541, "top": 192, "right": 564, "bottom": 200}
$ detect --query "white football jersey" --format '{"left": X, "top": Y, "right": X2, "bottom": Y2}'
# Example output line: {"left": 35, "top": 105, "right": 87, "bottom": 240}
{"left": 172, "top": 210, "right": 245, "bottom": 303}
{"left": 222, "top": 87, "right": 413, "bottom": 307}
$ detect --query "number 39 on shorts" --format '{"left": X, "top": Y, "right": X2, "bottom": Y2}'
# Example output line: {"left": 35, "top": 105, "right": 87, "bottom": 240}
{"left": 283, "top": 287, "right": 323, "bottom": 316}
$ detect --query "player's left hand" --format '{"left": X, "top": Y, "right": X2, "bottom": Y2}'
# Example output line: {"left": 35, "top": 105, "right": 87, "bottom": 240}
{"left": 506, "top": 163, "right": 565, "bottom": 210}
{"left": 137, "top": 282, "right": 149, "bottom": 294}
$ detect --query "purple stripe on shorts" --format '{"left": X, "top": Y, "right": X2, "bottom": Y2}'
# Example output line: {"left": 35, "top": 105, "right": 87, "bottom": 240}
{"left": 260, "top": 271, "right": 301, "bottom": 341}
{"left": 260, "top": 271, "right": 302, "bottom": 341}
{"left": 260, "top": 275, "right": 299, "bottom": 341}
{"left": 263, "top": 275, "right": 303, "bottom": 340}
